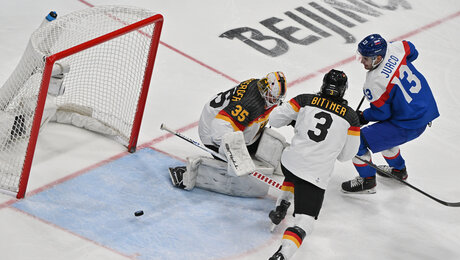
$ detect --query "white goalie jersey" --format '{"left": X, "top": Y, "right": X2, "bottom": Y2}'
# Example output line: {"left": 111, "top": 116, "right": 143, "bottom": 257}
{"left": 198, "top": 78, "right": 275, "bottom": 149}
{"left": 269, "top": 94, "right": 360, "bottom": 189}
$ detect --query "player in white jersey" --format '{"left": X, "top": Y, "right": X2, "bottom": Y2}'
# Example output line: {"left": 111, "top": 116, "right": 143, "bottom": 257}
{"left": 168, "top": 72, "right": 288, "bottom": 197}
{"left": 268, "top": 70, "right": 360, "bottom": 260}
{"left": 341, "top": 34, "right": 439, "bottom": 194}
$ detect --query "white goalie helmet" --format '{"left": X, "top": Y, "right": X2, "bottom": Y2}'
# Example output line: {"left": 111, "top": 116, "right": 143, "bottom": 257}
{"left": 257, "top": 71, "right": 287, "bottom": 107}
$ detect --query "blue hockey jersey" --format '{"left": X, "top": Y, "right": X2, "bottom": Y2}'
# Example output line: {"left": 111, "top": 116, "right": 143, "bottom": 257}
{"left": 362, "top": 41, "right": 439, "bottom": 129}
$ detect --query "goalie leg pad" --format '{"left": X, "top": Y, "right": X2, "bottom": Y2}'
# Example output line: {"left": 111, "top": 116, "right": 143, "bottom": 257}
{"left": 253, "top": 159, "right": 275, "bottom": 176}
{"left": 194, "top": 157, "right": 269, "bottom": 197}
{"left": 255, "top": 128, "right": 288, "bottom": 175}
{"left": 182, "top": 156, "right": 202, "bottom": 190}
{"left": 220, "top": 131, "right": 255, "bottom": 177}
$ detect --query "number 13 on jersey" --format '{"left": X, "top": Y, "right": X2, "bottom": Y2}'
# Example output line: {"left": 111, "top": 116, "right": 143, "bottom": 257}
{"left": 391, "top": 64, "right": 421, "bottom": 103}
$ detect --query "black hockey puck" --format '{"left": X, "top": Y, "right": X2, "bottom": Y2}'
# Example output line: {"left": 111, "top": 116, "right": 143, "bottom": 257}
{"left": 134, "top": 210, "right": 144, "bottom": 217}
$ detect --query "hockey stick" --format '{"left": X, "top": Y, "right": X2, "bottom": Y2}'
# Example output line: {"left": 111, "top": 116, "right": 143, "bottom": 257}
{"left": 160, "top": 124, "right": 283, "bottom": 190}
{"left": 356, "top": 96, "right": 365, "bottom": 111}
{"left": 355, "top": 156, "right": 460, "bottom": 207}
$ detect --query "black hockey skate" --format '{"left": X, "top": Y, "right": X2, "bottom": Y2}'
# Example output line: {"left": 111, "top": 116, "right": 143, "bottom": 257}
{"left": 341, "top": 176, "right": 376, "bottom": 194}
{"left": 269, "top": 246, "right": 285, "bottom": 260}
{"left": 376, "top": 165, "right": 408, "bottom": 181}
{"left": 269, "top": 200, "right": 291, "bottom": 225}
{"left": 168, "top": 166, "right": 186, "bottom": 189}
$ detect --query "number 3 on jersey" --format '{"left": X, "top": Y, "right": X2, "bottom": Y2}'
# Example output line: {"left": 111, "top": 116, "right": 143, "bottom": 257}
{"left": 308, "top": 112, "right": 333, "bottom": 142}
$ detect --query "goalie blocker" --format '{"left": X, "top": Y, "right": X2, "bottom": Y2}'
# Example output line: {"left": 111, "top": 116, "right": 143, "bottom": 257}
{"left": 170, "top": 128, "right": 288, "bottom": 197}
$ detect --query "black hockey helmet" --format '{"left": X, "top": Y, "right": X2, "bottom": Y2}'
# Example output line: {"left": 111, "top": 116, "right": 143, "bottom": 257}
{"left": 320, "top": 69, "right": 348, "bottom": 99}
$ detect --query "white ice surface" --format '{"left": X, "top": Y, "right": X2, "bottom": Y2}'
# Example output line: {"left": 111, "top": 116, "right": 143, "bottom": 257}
{"left": 1, "top": 0, "right": 460, "bottom": 259}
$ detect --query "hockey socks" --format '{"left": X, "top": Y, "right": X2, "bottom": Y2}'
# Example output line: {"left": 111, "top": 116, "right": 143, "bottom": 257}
{"left": 382, "top": 147, "right": 406, "bottom": 170}
{"left": 271, "top": 214, "right": 315, "bottom": 259}
{"left": 270, "top": 181, "right": 294, "bottom": 231}
{"left": 353, "top": 159, "right": 376, "bottom": 178}
{"left": 275, "top": 226, "right": 306, "bottom": 259}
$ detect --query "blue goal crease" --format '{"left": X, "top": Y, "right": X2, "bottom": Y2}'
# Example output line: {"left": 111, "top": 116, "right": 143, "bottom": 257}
{"left": 13, "top": 148, "right": 275, "bottom": 260}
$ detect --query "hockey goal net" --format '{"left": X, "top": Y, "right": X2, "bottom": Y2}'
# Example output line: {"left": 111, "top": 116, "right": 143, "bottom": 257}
{"left": 0, "top": 6, "right": 163, "bottom": 198}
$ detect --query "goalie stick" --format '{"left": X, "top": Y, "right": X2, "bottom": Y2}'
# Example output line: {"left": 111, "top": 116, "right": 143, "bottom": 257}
{"left": 355, "top": 156, "right": 460, "bottom": 207}
{"left": 160, "top": 123, "right": 283, "bottom": 190}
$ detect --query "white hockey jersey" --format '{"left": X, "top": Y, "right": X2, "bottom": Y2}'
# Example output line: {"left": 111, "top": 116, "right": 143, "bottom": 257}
{"left": 269, "top": 94, "right": 360, "bottom": 189}
{"left": 362, "top": 40, "right": 439, "bottom": 129}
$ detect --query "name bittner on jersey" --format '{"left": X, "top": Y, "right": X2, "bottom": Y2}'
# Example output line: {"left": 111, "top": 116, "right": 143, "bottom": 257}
{"left": 310, "top": 96, "right": 347, "bottom": 116}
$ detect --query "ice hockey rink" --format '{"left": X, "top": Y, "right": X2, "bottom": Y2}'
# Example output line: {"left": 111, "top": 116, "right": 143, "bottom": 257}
{"left": 1, "top": 0, "right": 460, "bottom": 259}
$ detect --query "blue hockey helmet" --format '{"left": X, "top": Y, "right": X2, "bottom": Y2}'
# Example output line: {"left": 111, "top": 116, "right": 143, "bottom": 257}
{"left": 357, "top": 34, "right": 387, "bottom": 58}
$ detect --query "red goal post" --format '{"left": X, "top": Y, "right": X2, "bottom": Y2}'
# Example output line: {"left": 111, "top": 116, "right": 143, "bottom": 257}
{"left": 0, "top": 6, "right": 164, "bottom": 198}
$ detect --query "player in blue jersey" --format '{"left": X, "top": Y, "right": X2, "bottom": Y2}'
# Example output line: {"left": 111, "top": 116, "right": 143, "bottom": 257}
{"left": 341, "top": 34, "right": 439, "bottom": 194}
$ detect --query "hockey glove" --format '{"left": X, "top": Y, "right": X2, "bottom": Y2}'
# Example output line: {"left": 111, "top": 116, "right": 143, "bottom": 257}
{"left": 357, "top": 110, "right": 369, "bottom": 126}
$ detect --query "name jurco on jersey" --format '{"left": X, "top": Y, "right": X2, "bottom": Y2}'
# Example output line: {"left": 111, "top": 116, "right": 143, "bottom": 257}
{"left": 220, "top": 0, "right": 412, "bottom": 57}
{"left": 381, "top": 55, "right": 399, "bottom": 78}
{"left": 311, "top": 96, "right": 347, "bottom": 117}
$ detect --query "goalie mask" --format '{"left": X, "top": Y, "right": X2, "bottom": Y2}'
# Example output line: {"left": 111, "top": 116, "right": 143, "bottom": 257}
{"left": 257, "top": 71, "right": 287, "bottom": 108}
{"left": 320, "top": 69, "right": 348, "bottom": 99}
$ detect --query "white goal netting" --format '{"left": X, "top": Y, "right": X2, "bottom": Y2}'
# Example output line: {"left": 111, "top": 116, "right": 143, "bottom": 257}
{"left": 0, "top": 6, "right": 163, "bottom": 197}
